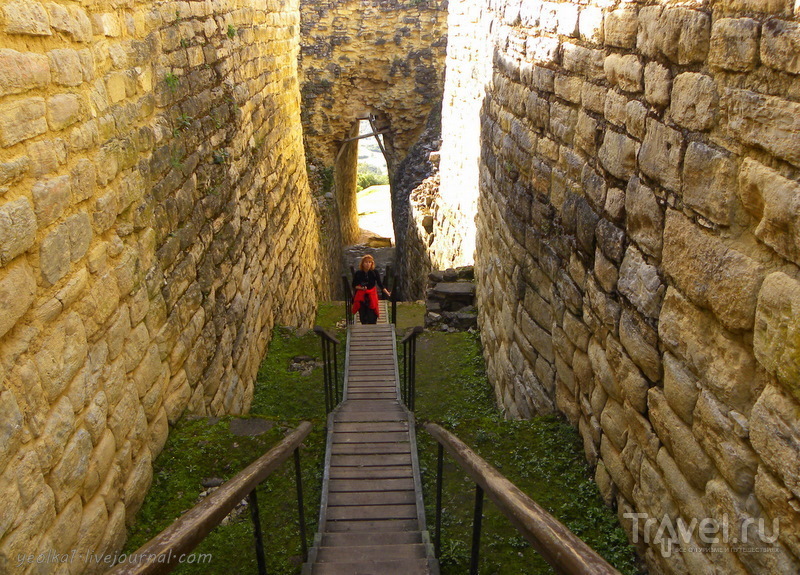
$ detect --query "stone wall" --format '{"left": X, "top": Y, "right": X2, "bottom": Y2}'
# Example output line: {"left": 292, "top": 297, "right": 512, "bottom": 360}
{"left": 0, "top": 0, "right": 320, "bottom": 569}
{"left": 298, "top": 0, "right": 447, "bottom": 290}
{"left": 438, "top": 0, "right": 800, "bottom": 573}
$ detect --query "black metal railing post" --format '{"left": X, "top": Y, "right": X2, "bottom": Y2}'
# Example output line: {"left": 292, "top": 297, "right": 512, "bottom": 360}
{"left": 435, "top": 443, "right": 444, "bottom": 558}
{"left": 293, "top": 449, "right": 308, "bottom": 561}
{"left": 401, "top": 326, "right": 423, "bottom": 410}
{"left": 470, "top": 485, "right": 485, "bottom": 575}
{"left": 342, "top": 274, "right": 353, "bottom": 325}
{"left": 249, "top": 490, "right": 268, "bottom": 575}
{"left": 314, "top": 326, "right": 341, "bottom": 415}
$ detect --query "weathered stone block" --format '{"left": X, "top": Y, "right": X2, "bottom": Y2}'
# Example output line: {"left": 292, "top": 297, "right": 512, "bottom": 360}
{"left": 754, "top": 272, "right": 800, "bottom": 401}
{"left": 0, "top": 259, "right": 36, "bottom": 338}
{"left": 27, "top": 138, "right": 66, "bottom": 177}
{"left": 49, "top": 428, "right": 92, "bottom": 510}
{"left": 47, "top": 48, "right": 82, "bottom": 86}
{"left": 66, "top": 212, "right": 92, "bottom": 262}
{"left": 604, "top": 8, "right": 637, "bottom": 49}
{"left": 643, "top": 61, "right": 670, "bottom": 109}
{"left": 3, "top": 0, "right": 51, "bottom": 35}
{"left": 649, "top": 387, "right": 714, "bottom": 491}
{"left": 724, "top": 88, "right": 800, "bottom": 167}
{"left": 663, "top": 7, "right": 711, "bottom": 65}
{"left": 619, "top": 307, "right": 660, "bottom": 382}
{"left": 750, "top": 385, "right": 800, "bottom": 504}
{"left": 0, "top": 197, "right": 36, "bottom": 265}
{"left": 710, "top": 18, "right": 760, "bottom": 71}
{"left": 0, "top": 96, "right": 47, "bottom": 147}
{"left": 638, "top": 118, "right": 683, "bottom": 192}
{"left": 578, "top": 5, "right": 603, "bottom": 44}
{"left": 618, "top": 245, "right": 664, "bottom": 319}
{"left": 606, "top": 335, "right": 648, "bottom": 413}
{"left": 593, "top": 247, "right": 617, "bottom": 293}
{"left": 663, "top": 210, "right": 764, "bottom": 331}
{"left": 0, "top": 49, "right": 50, "bottom": 96}
{"left": 32, "top": 174, "right": 70, "bottom": 226}
{"left": 670, "top": 72, "right": 718, "bottom": 132}
{"left": 659, "top": 288, "right": 758, "bottom": 413}
{"left": 738, "top": 158, "right": 800, "bottom": 265}
{"left": 762, "top": 19, "right": 800, "bottom": 75}
{"left": 682, "top": 142, "right": 736, "bottom": 226}
{"left": 625, "top": 100, "right": 646, "bottom": 141}
{"left": 604, "top": 90, "right": 627, "bottom": 128}
{"left": 598, "top": 129, "right": 636, "bottom": 181}
{"left": 604, "top": 54, "right": 642, "bottom": 93}
{"left": 625, "top": 176, "right": 662, "bottom": 259}
{"left": 40, "top": 222, "right": 71, "bottom": 285}
{"left": 596, "top": 218, "right": 625, "bottom": 263}
{"left": 663, "top": 351, "right": 699, "bottom": 425}
{"left": 754, "top": 468, "right": 800, "bottom": 559}
{"left": 574, "top": 111, "right": 598, "bottom": 156}
{"left": 695, "top": 390, "right": 759, "bottom": 494}
{"left": 46, "top": 93, "right": 81, "bottom": 131}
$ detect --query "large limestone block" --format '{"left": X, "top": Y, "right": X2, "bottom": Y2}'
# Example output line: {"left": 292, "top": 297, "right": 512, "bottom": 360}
{"left": 618, "top": 245, "right": 664, "bottom": 319}
{"left": 604, "top": 8, "right": 637, "bottom": 49}
{"left": 663, "top": 351, "right": 700, "bottom": 425}
{"left": 754, "top": 467, "right": 800, "bottom": 559}
{"left": 2, "top": 0, "right": 51, "bottom": 35}
{"left": 0, "top": 259, "right": 36, "bottom": 338}
{"left": 604, "top": 54, "right": 642, "bottom": 93}
{"left": 682, "top": 141, "right": 736, "bottom": 226}
{"left": 34, "top": 311, "right": 87, "bottom": 402}
{"left": 659, "top": 288, "right": 758, "bottom": 414}
{"left": 49, "top": 428, "right": 92, "bottom": 511}
{"left": 649, "top": 387, "right": 715, "bottom": 491}
{"left": 694, "top": 390, "right": 759, "bottom": 494}
{"left": 625, "top": 176, "right": 662, "bottom": 259}
{"left": 643, "top": 61, "right": 671, "bottom": 109}
{"left": 606, "top": 335, "right": 648, "bottom": 414}
{"left": 724, "top": 88, "right": 800, "bottom": 167}
{"left": 656, "top": 447, "right": 706, "bottom": 522}
{"left": 663, "top": 210, "right": 764, "bottom": 332}
{"left": 762, "top": 18, "right": 800, "bottom": 75}
{"left": 0, "top": 96, "right": 47, "bottom": 147}
{"left": 0, "top": 48, "right": 50, "bottom": 96}
{"left": 754, "top": 272, "right": 800, "bottom": 402}
{"left": 638, "top": 118, "right": 683, "bottom": 192}
{"left": 638, "top": 6, "right": 710, "bottom": 64}
{"left": 738, "top": 159, "right": 800, "bottom": 265}
{"left": 619, "top": 307, "right": 660, "bottom": 382}
{"left": 670, "top": 72, "right": 718, "bottom": 132}
{"left": 0, "top": 197, "right": 36, "bottom": 265}
{"left": 710, "top": 17, "right": 760, "bottom": 71}
{"left": 598, "top": 129, "right": 637, "bottom": 181}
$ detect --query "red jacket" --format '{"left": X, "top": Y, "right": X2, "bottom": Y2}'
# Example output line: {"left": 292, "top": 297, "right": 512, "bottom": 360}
{"left": 352, "top": 287, "right": 379, "bottom": 316}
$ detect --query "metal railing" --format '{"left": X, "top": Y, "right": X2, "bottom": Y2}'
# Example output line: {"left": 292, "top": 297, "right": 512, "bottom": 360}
{"left": 342, "top": 274, "right": 354, "bottom": 325}
{"left": 313, "top": 326, "right": 341, "bottom": 414}
{"left": 110, "top": 422, "right": 313, "bottom": 575}
{"left": 423, "top": 422, "right": 621, "bottom": 575}
{"left": 400, "top": 326, "right": 423, "bottom": 410}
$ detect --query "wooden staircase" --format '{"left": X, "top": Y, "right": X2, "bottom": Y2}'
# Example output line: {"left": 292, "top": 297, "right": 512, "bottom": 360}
{"left": 303, "top": 303, "right": 438, "bottom": 574}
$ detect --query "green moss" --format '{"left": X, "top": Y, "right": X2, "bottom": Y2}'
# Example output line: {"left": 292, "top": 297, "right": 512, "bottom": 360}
{"left": 411, "top": 320, "right": 642, "bottom": 575}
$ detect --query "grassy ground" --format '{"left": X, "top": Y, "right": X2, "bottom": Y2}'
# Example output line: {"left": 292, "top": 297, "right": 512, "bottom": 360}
{"left": 124, "top": 302, "right": 640, "bottom": 574}
{"left": 412, "top": 328, "right": 642, "bottom": 575}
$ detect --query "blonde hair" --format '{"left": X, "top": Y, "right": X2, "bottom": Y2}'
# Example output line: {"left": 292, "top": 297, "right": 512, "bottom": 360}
{"left": 359, "top": 255, "right": 375, "bottom": 272}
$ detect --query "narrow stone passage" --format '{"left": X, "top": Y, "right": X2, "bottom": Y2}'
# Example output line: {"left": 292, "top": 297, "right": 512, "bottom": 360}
{"left": 304, "top": 303, "right": 437, "bottom": 574}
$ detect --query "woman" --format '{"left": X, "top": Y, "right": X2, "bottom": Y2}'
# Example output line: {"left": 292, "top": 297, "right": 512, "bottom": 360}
{"left": 351, "top": 255, "right": 391, "bottom": 324}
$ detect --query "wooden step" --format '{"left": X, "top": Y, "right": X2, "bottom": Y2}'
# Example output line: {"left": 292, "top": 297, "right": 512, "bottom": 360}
{"left": 331, "top": 442, "right": 411, "bottom": 455}
{"left": 325, "top": 519, "right": 421, "bottom": 533}
{"left": 311, "top": 558, "right": 430, "bottom": 574}
{"left": 315, "top": 543, "right": 427, "bottom": 562}
{"left": 320, "top": 531, "right": 422, "bottom": 547}
{"left": 328, "top": 478, "right": 415, "bottom": 492}
{"left": 328, "top": 490, "right": 416, "bottom": 506}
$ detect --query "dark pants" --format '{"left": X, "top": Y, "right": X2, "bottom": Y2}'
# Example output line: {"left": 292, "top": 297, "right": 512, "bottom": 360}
{"left": 358, "top": 306, "right": 378, "bottom": 324}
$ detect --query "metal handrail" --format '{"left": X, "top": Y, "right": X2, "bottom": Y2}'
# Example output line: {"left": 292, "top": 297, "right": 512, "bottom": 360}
{"left": 422, "top": 422, "right": 621, "bottom": 575}
{"left": 110, "top": 422, "right": 313, "bottom": 575}
{"left": 400, "top": 326, "right": 423, "bottom": 410}
{"left": 314, "top": 326, "right": 341, "bottom": 414}
{"left": 342, "top": 274, "right": 353, "bottom": 325}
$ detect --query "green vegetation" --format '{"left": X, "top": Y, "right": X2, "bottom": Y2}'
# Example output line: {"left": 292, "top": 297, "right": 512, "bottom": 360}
{"left": 226, "top": 24, "right": 237, "bottom": 39}
{"left": 124, "top": 304, "right": 346, "bottom": 574}
{"left": 413, "top": 327, "right": 642, "bottom": 575}
{"left": 164, "top": 72, "right": 180, "bottom": 92}
{"left": 356, "top": 169, "right": 389, "bottom": 191}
